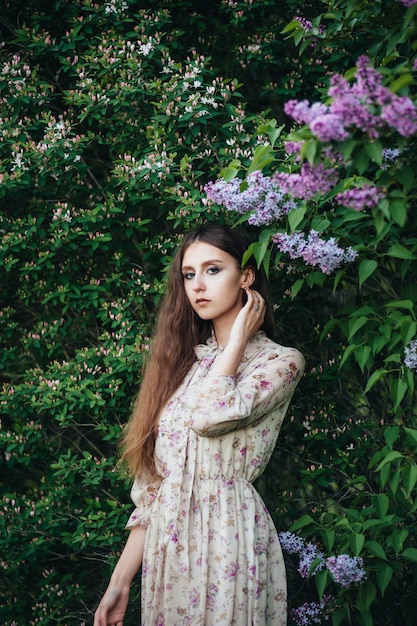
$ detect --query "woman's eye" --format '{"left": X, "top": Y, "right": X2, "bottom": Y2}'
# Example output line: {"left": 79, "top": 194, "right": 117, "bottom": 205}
{"left": 183, "top": 272, "right": 194, "bottom": 280}
{"left": 207, "top": 267, "right": 219, "bottom": 275}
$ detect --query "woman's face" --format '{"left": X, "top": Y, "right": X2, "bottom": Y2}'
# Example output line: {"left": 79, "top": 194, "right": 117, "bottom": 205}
{"left": 181, "top": 241, "right": 251, "bottom": 328}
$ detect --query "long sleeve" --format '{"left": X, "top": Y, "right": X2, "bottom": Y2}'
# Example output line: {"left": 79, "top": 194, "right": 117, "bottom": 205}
{"left": 125, "top": 473, "right": 163, "bottom": 529}
{"left": 181, "top": 342, "right": 304, "bottom": 437}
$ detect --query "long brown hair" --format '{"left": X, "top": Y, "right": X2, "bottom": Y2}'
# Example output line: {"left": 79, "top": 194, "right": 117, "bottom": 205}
{"left": 120, "top": 223, "right": 274, "bottom": 477}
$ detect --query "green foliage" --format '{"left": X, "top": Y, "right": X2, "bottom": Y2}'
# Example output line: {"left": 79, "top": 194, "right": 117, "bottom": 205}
{"left": 1, "top": 0, "right": 417, "bottom": 625}
{"left": 210, "top": 1, "right": 417, "bottom": 623}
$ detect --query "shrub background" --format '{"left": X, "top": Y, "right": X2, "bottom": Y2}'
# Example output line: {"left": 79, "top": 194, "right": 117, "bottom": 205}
{"left": 1, "top": 1, "right": 416, "bottom": 625}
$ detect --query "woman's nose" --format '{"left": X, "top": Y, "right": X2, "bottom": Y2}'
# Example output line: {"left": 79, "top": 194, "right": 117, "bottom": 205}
{"left": 192, "top": 274, "right": 205, "bottom": 291}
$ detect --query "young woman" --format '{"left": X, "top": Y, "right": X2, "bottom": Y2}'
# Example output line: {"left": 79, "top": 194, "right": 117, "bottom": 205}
{"left": 94, "top": 223, "right": 304, "bottom": 626}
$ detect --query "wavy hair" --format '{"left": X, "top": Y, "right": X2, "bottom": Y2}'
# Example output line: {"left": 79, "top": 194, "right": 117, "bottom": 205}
{"left": 120, "top": 223, "right": 274, "bottom": 477}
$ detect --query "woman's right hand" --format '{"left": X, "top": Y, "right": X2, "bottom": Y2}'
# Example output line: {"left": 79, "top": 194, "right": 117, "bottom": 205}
{"left": 93, "top": 584, "right": 130, "bottom": 626}
{"left": 93, "top": 526, "right": 146, "bottom": 626}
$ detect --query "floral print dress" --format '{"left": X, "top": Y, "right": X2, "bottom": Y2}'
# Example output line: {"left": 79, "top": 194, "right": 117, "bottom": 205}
{"left": 126, "top": 331, "right": 304, "bottom": 626}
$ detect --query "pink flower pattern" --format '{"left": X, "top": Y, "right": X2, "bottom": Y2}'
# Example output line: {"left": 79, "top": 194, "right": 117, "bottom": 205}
{"left": 126, "top": 331, "right": 304, "bottom": 625}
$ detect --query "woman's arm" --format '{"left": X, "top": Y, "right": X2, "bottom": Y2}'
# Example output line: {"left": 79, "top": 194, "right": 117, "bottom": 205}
{"left": 210, "top": 288, "right": 265, "bottom": 377}
{"left": 93, "top": 525, "right": 147, "bottom": 626}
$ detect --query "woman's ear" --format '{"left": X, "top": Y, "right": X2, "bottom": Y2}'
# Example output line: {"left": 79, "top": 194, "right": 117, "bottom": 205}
{"left": 240, "top": 267, "right": 255, "bottom": 289}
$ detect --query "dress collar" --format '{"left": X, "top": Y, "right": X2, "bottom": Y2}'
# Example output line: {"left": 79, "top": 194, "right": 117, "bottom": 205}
{"left": 193, "top": 330, "right": 265, "bottom": 361}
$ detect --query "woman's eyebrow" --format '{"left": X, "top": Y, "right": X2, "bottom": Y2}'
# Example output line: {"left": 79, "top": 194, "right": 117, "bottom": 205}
{"left": 181, "top": 259, "right": 224, "bottom": 271}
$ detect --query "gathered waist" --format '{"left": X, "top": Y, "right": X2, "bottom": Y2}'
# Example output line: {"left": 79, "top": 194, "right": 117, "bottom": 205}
{"left": 197, "top": 476, "right": 252, "bottom": 484}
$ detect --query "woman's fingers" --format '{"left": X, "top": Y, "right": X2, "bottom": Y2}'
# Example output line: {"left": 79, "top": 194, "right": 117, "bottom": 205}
{"left": 245, "top": 288, "right": 265, "bottom": 316}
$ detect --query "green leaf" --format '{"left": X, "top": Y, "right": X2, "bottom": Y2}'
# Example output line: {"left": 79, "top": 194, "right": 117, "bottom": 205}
{"left": 247, "top": 144, "right": 275, "bottom": 174}
{"left": 401, "top": 547, "right": 417, "bottom": 563}
{"left": 359, "top": 260, "right": 378, "bottom": 288}
{"left": 402, "top": 463, "right": 417, "bottom": 495}
{"left": 332, "top": 607, "right": 349, "bottom": 626}
{"left": 281, "top": 19, "right": 301, "bottom": 33}
{"left": 321, "top": 529, "right": 335, "bottom": 552}
{"left": 391, "top": 378, "right": 408, "bottom": 411}
{"left": 389, "top": 529, "right": 409, "bottom": 556}
{"left": 356, "top": 581, "right": 376, "bottom": 621}
{"left": 315, "top": 568, "right": 328, "bottom": 599}
{"left": 364, "top": 368, "right": 388, "bottom": 394}
{"left": 384, "top": 300, "right": 414, "bottom": 311}
{"left": 389, "top": 200, "right": 407, "bottom": 227}
{"left": 386, "top": 244, "right": 416, "bottom": 260}
{"left": 348, "top": 316, "right": 368, "bottom": 341}
{"left": 291, "top": 279, "right": 304, "bottom": 299}
{"left": 384, "top": 426, "right": 400, "bottom": 448}
{"left": 288, "top": 206, "right": 306, "bottom": 232}
{"left": 311, "top": 216, "right": 331, "bottom": 232}
{"left": 350, "top": 533, "right": 365, "bottom": 556}
{"left": 401, "top": 320, "right": 417, "bottom": 346}
{"left": 404, "top": 427, "right": 417, "bottom": 446}
{"left": 290, "top": 515, "right": 315, "bottom": 531}
{"left": 353, "top": 151, "right": 370, "bottom": 174}
{"left": 389, "top": 74, "right": 414, "bottom": 93}
{"left": 356, "top": 345, "right": 372, "bottom": 372}
{"left": 366, "top": 540, "right": 387, "bottom": 561}
{"left": 340, "top": 343, "right": 357, "bottom": 368}
{"left": 376, "top": 564, "right": 393, "bottom": 597}
{"left": 365, "top": 141, "right": 383, "bottom": 165}
{"left": 220, "top": 166, "right": 240, "bottom": 182}
{"left": 376, "top": 450, "right": 403, "bottom": 471}
{"left": 242, "top": 243, "right": 255, "bottom": 267}
{"left": 301, "top": 139, "right": 318, "bottom": 165}
{"left": 372, "top": 493, "right": 389, "bottom": 518}
{"left": 397, "top": 166, "right": 414, "bottom": 192}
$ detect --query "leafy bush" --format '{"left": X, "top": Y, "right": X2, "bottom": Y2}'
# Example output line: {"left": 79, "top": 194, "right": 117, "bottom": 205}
{"left": 1, "top": 1, "right": 417, "bottom": 625}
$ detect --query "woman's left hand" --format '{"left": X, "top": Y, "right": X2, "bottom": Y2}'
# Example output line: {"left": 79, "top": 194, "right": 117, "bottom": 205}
{"left": 228, "top": 288, "right": 266, "bottom": 347}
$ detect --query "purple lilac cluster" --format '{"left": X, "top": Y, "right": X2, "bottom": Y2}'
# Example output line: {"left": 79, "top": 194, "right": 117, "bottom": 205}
{"left": 398, "top": 0, "right": 417, "bottom": 6}
{"left": 326, "top": 555, "right": 366, "bottom": 587}
{"left": 272, "top": 163, "right": 338, "bottom": 200}
{"left": 278, "top": 531, "right": 305, "bottom": 554}
{"left": 335, "top": 184, "right": 384, "bottom": 211}
{"left": 273, "top": 230, "right": 357, "bottom": 274}
{"left": 382, "top": 147, "right": 401, "bottom": 162}
{"left": 204, "top": 171, "right": 297, "bottom": 225}
{"left": 294, "top": 17, "right": 325, "bottom": 35}
{"left": 284, "top": 55, "right": 417, "bottom": 140}
{"left": 291, "top": 597, "right": 331, "bottom": 626}
{"left": 279, "top": 531, "right": 325, "bottom": 578}
{"left": 404, "top": 339, "right": 417, "bottom": 370}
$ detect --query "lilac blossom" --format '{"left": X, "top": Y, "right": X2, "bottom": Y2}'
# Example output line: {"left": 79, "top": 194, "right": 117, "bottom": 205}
{"left": 284, "top": 99, "right": 328, "bottom": 125}
{"left": 291, "top": 597, "right": 331, "bottom": 626}
{"left": 335, "top": 184, "right": 384, "bottom": 211}
{"left": 381, "top": 97, "right": 417, "bottom": 137}
{"left": 298, "top": 542, "right": 325, "bottom": 578}
{"left": 397, "top": 0, "right": 417, "bottom": 6}
{"left": 204, "top": 171, "right": 296, "bottom": 225}
{"left": 404, "top": 339, "right": 417, "bottom": 370}
{"left": 326, "top": 555, "right": 366, "bottom": 587}
{"left": 273, "top": 230, "right": 357, "bottom": 274}
{"left": 279, "top": 531, "right": 306, "bottom": 554}
{"left": 279, "top": 531, "right": 325, "bottom": 578}
{"left": 285, "top": 56, "right": 417, "bottom": 140}
{"left": 284, "top": 140, "right": 303, "bottom": 155}
{"left": 382, "top": 147, "right": 400, "bottom": 162}
{"left": 310, "top": 113, "right": 349, "bottom": 142}
{"left": 273, "top": 163, "right": 338, "bottom": 200}
{"left": 328, "top": 74, "right": 382, "bottom": 138}
{"left": 294, "top": 16, "right": 314, "bottom": 30}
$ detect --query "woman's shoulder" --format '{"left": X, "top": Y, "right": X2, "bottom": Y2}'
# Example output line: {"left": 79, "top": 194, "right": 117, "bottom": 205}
{"left": 244, "top": 332, "right": 305, "bottom": 379}
{"left": 248, "top": 331, "right": 304, "bottom": 359}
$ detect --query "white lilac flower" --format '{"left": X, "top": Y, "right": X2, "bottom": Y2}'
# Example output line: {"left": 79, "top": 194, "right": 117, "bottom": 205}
{"left": 404, "top": 339, "right": 417, "bottom": 370}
